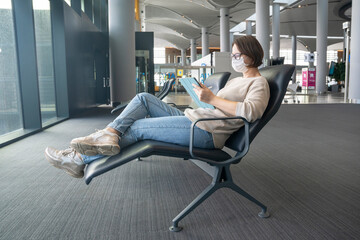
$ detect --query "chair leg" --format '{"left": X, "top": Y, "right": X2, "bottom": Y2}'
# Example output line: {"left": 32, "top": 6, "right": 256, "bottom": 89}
{"left": 169, "top": 165, "right": 269, "bottom": 232}
{"left": 227, "top": 182, "right": 270, "bottom": 218}
{"left": 169, "top": 182, "right": 219, "bottom": 232}
{"left": 169, "top": 166, "right": 226, "bottom": 232}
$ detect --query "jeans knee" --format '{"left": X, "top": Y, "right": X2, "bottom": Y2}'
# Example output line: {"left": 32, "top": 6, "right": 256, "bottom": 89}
{"left": 136, "top": 92, "right": 154, "bottom": 102}
{"left": 137, "top": 92, "right": 151, "bottom": 98}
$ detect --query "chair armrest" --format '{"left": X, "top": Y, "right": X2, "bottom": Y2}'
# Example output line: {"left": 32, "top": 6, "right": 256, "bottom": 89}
{"left": 189, "top": 116, "right": 250, "bottom": 166}
{"left": 111, "top": 101, "right": 131, "bottom": 114}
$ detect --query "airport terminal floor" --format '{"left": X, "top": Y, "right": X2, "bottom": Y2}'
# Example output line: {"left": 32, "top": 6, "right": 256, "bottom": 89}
{"left": 0, "top": 93, "right": 360, "bottom": 240}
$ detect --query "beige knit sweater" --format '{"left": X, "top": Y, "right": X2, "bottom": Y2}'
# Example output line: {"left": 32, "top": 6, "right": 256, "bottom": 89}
{"left": 184, "top": 75, "right": 270, "bottom": 149}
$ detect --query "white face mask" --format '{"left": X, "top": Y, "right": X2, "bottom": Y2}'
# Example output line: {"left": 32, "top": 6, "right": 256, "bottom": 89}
{"left": 232, "top": 57, "right": 248, "bottom": 73}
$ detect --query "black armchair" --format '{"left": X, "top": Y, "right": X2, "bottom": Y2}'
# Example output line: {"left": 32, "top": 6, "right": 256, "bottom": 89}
{"left": 84, "top": 64, "right": 295, "bottom": 232}
{"left": 156, "top": 78, "right": 176, "bottom": 100}
{"left": 111, "top": 78, "right": 176, "bottom": 114}
{"left": 173, "top": 72, "right": 231, "bottom": 110}
{"left": 203, "top": 71, "right": 231, "bottom": 94}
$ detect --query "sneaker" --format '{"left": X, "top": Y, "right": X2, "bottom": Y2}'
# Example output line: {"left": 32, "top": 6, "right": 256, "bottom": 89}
{"left": 70, "top": 129, "right": 120, "bottom": 156}
{"left": 45, "top": 147, "right": 85, "bottom": 178}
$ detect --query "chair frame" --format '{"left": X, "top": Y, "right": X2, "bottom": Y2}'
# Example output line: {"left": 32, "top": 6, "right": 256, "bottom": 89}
{"left": 169, "top": 116, "right": 268, "bottom": 232}
{"left": 84, "top": 65, "right": 295, "bottom": 232}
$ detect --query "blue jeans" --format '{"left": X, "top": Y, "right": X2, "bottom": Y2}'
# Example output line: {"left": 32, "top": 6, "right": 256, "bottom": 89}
{"left": 82, "top": 92, "right": 214, "bottom": 164}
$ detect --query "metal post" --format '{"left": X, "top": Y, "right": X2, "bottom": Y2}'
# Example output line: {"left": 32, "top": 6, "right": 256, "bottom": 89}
{"left": 272, "top": 3, "right": 280, "bottom": 59}
{"left": 190, "top": 38, "right": 197, "bottom": 63}
{"left": 220, "top": 7, "right": 230, "bottom": 52}
{"left": 181, "top": 49, "right": 186, "bottom": 66}
{"left": 256, "top": 0, "right": 270, "bottom": 66}
{"left": 201, "top": 27, "right": 209, "bottom": 57}
{"left": 343, "top": 22, "right": 350, "bottom": 102}
{"left": 315, "top": 0, "right": 328, "bottom": 94}
{"left": 292, "top": 35, "right": 297, "bottom": 84}
{"left": 246, "top": 20, "right": 252, "bottom": 36}
{"left": 349, "top": 0, "right": 360, "bottom": 102}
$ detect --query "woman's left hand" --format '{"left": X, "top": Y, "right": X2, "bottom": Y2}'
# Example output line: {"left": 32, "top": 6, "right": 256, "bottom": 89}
{"left": 192, "top": 83, "right": 215, "bottom": 104}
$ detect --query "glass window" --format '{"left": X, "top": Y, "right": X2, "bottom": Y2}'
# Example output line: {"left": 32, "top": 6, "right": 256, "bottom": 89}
{"left": 33, "top": 0, "right": 57, "bottom": 124}
{"left": 64, "top": 0, "right": 71, "bottom": 6}
{"left": 0, "top": 0, "right": 23, "bottom": 136}
{"left": 154, "top": 48, "right": 166, "bottom": 64}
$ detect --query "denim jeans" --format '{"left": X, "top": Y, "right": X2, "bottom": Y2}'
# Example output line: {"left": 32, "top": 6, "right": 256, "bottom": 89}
{"left": 81, "top": 92, "right": 214, "bottom": 164}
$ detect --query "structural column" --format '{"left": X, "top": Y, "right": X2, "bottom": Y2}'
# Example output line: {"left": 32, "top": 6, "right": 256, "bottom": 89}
{"left": 246, "top": 20, "right": 252, "bottom": 36}
{"left": 349, "top": 0, "right": 360, "bottom": 101}
{"left": 109, "top": 0, "right": 136, "bottom": 105}
{"left": 181, "top": 49, "right": 186, "bottom": 66}
{"left": 272, "top": 3, "right": 280, "bottom": 59}
{"left": 292, "top": 35, "right": 297, "bottom": 83}
{"left": 140, "top": 2, "right": 146, "bottom": 31}
{"left": 315, "top": 0, "right": 328, "bottom": 94}
{"left": 190, "top": 38, "right": 197, "bottom": 63}
{"left": 201, "top": 27, "right": 209, "bottom": 57}
{"left": 220, "top": 7, "right": 230, "bottom": 52}
{"left": 256, "top": 0, "right": 270, "bottom": 66}
{"left": 230, "top": 32, "right": 234, "bottom": 49}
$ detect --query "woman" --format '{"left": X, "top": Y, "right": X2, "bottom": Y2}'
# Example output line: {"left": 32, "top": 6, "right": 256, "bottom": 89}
{"left": 45, "top": 36, "right": 270, "bottom": 178}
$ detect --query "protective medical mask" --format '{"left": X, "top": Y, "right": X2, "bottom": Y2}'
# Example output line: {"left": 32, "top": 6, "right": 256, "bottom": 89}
{"left": 232, "top": 57, "right": 248, "bottom": 73}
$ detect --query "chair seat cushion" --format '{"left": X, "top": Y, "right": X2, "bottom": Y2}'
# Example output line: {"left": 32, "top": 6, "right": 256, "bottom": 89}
{"left": 84, "top": 140, "right": 231, "bottom": 184}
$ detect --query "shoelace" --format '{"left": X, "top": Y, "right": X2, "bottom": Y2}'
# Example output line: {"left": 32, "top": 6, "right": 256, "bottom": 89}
{"left": 61, "top": 147, "right": 76, "bottom": 158}
{"left": 94, "top": 129, "right": 121, "bottom": 140}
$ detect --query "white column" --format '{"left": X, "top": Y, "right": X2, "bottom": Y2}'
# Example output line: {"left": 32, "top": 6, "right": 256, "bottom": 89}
{"left": 272, "top": 3, "right": 280, "bottom": 59}
{"left": 134, "top": 21, "right": 140, "bottom": 31}
{"left": 246, "top": 20, "right": 252, "bottom": 36}
{"left": 181, "top": 49, "right": 186, "bottom": 66}
{"left": 220, "top": 7, "right": 230, "bottom": 52}
{"left": 230, "top": 32, "right": 234, "bottom": 49}
{"left": 201, "top": 27, "right": 209, "bottom": 57}
{"left": 292, "top": 35, "right": 297, "bottom": 83}
{"left": 109, "top": 0, "right": 136, "bottom": 105}
{"left": 140, "top": 2, "right": 146, "bottom": 31}
{"left": 190, "top": 38, "right": 197, "bottom": 63}
{"left": 256, "top": 0, "right": 270, "bottom": 66}
{"left": 315, "top": 0, "right": 328, "bottom": 94}
{"left": 349, "top": 1, "right": 360, "bottom": 101}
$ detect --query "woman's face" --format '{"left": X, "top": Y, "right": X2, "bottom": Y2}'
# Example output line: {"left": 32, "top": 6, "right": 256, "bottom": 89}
{"left": 232, "top": 44, "right": 252, "bottom": 66}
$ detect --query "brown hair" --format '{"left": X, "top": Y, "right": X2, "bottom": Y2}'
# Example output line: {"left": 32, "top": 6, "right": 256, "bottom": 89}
{"left": 232, "top": 36, "right": 264, "bottom": 68}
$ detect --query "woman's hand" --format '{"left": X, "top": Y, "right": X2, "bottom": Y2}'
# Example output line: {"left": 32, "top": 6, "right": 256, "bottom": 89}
{"left": 192, "top": 83, "right": 215, "bottom": 103}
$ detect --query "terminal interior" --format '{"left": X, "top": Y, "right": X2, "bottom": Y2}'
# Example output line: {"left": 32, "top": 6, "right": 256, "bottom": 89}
{"left": 0, "top": 0, "right": 359, "bottom": 239}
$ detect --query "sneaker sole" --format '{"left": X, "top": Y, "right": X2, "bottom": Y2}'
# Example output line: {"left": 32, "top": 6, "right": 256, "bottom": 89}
{"left": 70, "top": 142, "right": 120, "bottom": 156}
{"left": 45, "top": 152, "right": 84, "bottom": 178}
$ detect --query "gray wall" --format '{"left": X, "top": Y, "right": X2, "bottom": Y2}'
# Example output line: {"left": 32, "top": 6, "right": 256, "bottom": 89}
{"left": 63, "top": 3, "right": 108, "bottom": 116}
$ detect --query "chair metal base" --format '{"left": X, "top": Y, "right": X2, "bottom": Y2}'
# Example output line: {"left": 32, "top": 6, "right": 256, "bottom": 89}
{"left": 169, "top": 225, "right": 183, "bottom": 232}
{"left": 258, "top": 209, "right": 270, "bottom": 218}
{"left": 170, "top": 165, "right": 269, "bottom": 232}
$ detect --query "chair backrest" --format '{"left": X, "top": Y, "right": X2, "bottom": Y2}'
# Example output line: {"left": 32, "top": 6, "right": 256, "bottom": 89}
{"left": 225, "top": 64, "right": 295, "bottom": 153}
{"left": 204, "top": 72, "right": 231, "bottom": 94}
{"left": 158, "top": 78, "right": 176, "bottom": 100}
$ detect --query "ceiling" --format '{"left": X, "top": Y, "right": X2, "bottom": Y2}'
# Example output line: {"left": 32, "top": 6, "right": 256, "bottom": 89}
{"left": 140, "top": 0, "right": 351, "bottom": 52}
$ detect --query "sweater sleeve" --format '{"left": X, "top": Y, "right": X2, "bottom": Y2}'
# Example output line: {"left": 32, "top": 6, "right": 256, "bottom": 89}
{"left": 235, "top": 78, "right": 270, "bottom": 122}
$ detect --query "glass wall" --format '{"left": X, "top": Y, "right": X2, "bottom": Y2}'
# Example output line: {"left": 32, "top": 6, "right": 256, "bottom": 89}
{"left": 33, "top": 0, "right": 57, "bottom": 124}
{"left": 0, "top": 0, "right": 23, "bottom": 136}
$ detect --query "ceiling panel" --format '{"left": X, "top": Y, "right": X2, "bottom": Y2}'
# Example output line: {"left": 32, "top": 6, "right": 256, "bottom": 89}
{"left": 141, "top": 0, "right": 347, "bottom": 51}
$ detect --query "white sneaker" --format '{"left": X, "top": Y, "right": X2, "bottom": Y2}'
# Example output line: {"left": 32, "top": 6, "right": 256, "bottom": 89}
{"left": 45, "top": 147, "right": 85, "bottom": 178}
{"left": 70, "top": 129, "right": 120, "bottom": 156}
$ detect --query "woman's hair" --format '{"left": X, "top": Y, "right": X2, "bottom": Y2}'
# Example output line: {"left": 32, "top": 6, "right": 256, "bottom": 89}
{"left": 232, "top": 36, "right": 264, "bottom": 68}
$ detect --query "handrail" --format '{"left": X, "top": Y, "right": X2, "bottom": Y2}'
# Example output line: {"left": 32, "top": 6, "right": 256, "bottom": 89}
{"left": 189, "top": 116, "right": 250, "bottom": 166}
